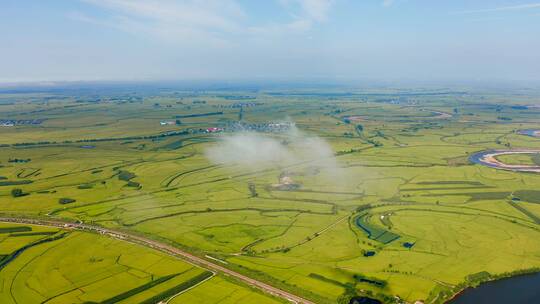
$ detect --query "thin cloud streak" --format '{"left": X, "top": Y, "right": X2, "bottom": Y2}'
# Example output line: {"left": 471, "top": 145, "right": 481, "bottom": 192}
{"left": 75, "top": 0, "right": 245, "bottom": 46}
{"left": 75, "top": 0, "right": 335, "bottom": 44}
{"left": 82, "top": 0, "right": 245, "bottom": 30}
{"left": 382, "top": 0, "right": 394, "bottom": 7}
{"left": 455, "top": 2, "right": 540, "bottom": 14}
{"left": 297, "top": 0, "right": 335, "bottom": 21}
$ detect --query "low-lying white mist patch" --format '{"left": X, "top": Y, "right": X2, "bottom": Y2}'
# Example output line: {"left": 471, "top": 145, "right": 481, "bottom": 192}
{"left": 204, "top": 126, "right": 340, "bottom": 172}
{"left": 205, "top": 132, "right": 294, "bottom": 167}
{"left": 204, "top": 126, "right": 360, "bottom": 192}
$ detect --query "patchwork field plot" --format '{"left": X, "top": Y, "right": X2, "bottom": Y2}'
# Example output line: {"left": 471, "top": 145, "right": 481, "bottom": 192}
{"left": 355, "top": 214, "right": 400, "bottom": 244}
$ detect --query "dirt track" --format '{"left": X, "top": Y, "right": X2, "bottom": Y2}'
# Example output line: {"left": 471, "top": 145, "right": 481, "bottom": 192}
{"left": 0, "top": 217, "right": 315, "bottom": 304}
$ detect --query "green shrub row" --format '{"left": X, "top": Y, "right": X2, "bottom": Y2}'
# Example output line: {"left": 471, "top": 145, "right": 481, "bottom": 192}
{"left": 59, "top": 198, "right": 76, "bottom": 204}
{"left": 9, "top": 129, "right": 190, "bottom": 147}
{"left": 140, "top": 271, "right": 213, "bottom": 304}
{"left": 118, "top": 170, "right": 136, "bottom": 181}
{"left": 0, "top": 226, "right": 32, "bottom": 233}
{"left": 0, "top": 180, "right": 32, "bottom": 186}
{"left": 353, "top": 274, "right": 387, "bottom": 288}
{"left": 100, "top": 273, "right": 178, "bottom": 304}
{"left": 308, "top": 273, "right": 347, "bottom": 287}
{"left": 9, "top": 231, "right": 57, "bottom": 237}
{"left": 0, "top": 232, "right": 67, "bottom": 270}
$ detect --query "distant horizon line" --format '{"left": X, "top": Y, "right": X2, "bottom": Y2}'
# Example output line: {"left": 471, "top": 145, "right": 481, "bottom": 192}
{"left": 1, "top": 78, "right": 540, "bottom": 91}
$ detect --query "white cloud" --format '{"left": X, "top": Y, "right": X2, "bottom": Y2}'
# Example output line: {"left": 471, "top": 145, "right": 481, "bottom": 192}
{"left": 74, "top": 0, "right": 335, "bottom": 44}
{"left": 82, "top": 0, "right": 244, "bottom": 30}
{"left": 456, "top": 2, "right": 540, "bottom": 14}
{"left": 250, "top": 0, "right": 334, "bottom": 35}
{"left": 297, "top": 0, "right": 334, "bottom": 21}
{"left": 279, "top": 0, "right": 335, "bottom": 22}
{"left": 73, "top": 0, "right": 246, "bottom": 46}
{"left": 382, "top": 0, "right": 394, "bottom": 7}
{"left": 247, "top": 19, "right": 313, "bottom": 36}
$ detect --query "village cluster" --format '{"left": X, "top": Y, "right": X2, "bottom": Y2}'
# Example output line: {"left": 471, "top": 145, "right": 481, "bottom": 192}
{"left": 162, "top": 121, "right": 295, "bottom": 134}
{"left": 0, "top": 119, "right": 46, "bottom": 127}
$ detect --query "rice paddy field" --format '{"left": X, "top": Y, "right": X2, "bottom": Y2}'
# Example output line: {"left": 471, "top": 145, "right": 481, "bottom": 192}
{"left": 0, "top": 222, "right": 282, "bottom": 304}
{"left": 1, "top": 86, "right": 540, "bottom": 303}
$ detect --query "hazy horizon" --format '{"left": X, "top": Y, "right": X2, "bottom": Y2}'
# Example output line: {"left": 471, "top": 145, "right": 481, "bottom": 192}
{"left": 2, "top": 0, "right": 540, "bottom": 83}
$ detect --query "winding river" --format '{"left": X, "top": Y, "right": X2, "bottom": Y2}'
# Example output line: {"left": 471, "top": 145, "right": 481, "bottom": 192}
{"left": 469, "top": 150, "right": 540, "bottom": 173}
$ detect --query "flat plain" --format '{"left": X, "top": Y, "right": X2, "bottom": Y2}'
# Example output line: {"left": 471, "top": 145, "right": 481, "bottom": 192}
{"left": 1, "top": 87, "right": 540, "bottom": 303}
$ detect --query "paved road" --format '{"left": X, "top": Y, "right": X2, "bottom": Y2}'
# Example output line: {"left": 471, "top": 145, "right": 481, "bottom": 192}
{"left": 0, "top": 217, "right": 315, "bottom": 304}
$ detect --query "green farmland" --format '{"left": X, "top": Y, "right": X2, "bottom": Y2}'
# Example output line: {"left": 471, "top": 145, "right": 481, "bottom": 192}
{"left": 1, "top": 87, "right": 540, "bottom": 303}
{"left": 0, "top": 222, "right": 283, "bottom": 304}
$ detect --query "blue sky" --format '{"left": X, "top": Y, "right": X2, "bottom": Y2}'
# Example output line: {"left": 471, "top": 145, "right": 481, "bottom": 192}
{"left": 1, "top": 0, "right": 539, "bottom": 83}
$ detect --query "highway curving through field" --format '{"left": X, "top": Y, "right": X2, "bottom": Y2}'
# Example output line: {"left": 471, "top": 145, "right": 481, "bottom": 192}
{"left": 0, "top": 217, "right": 315, "bottom": 304}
